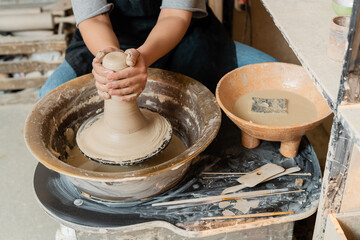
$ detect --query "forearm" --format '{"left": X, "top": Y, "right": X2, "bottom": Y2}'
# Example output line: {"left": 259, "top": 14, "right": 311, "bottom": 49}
{"left": 78, "top": 14, "right": 119, "bottom": 56}
{"left": 137, "top": 9, "right": 192, "bottom": 67}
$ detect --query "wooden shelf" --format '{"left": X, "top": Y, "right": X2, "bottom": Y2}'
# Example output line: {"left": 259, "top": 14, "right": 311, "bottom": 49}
{"left": 0, "top": 35, "right": 67, "bottom": 55}
{"left": 261, "top": 0, "right": 343, "bottom": 110}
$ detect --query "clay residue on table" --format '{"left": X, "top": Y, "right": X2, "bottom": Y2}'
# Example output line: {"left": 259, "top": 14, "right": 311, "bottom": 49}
{"left": 233, "top": 199, "right": 260, "bottom": 213}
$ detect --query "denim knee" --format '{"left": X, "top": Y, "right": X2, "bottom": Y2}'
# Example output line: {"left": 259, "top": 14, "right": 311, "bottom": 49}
{"left": 39, "top": 60, "right": 77, "bottom": 99}
{"left": 234, "top": 41, "right": 277, "bottom": 67}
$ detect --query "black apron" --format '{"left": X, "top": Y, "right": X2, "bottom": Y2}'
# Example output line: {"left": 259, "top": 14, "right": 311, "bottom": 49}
{"left": 65, "top": 0, "right": 237, "bottom": 92}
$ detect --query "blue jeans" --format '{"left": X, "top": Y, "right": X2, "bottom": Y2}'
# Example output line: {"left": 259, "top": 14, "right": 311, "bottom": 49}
{"left": 39, "top": 60, "right": 77, "bottom": 98}
{"left": 39, "top": 41, "right": 277, "bottom": 98}
{"left": 234, "top": 41, "right": 277, "bottom": 67}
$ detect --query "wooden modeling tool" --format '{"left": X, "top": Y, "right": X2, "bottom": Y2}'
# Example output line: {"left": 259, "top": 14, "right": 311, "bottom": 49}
{"left": 201, "top": 171, "right": 310, "bottom": 176}
{"left": 201, "top": 211, "right": 294, "bottom": 220}
{"left": 264, "top": 166, "right": 301, "bottom": 181}
{"left": 152, "top": 188, "right": 289, "bottom": 207}
{"left": 221, "top": 163, "right": 285, "bottom": 195}
{"left": 165, "top": 190, "right": 305, "bottom": 209}
{"left": 251, "top": 97, "right": 287, "bottom": 113}
{"left": 76, "top": 51, "right": 172, "bottom": 165}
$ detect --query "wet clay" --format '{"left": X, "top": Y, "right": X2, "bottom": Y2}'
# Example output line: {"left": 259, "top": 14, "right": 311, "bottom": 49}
{"left": 232, "top": 89, "right": 318, "bottom": 126}
{"left": 76, "top": 52, "right": 172, "bottom": 165}
{"left": 77, "top": 110, "right": 172, "bottom": 164}
{"left": 68, "top": 134, "right": 186, "bottom": 173}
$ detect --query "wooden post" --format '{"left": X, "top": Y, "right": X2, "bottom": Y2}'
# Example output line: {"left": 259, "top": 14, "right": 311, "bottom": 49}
{"left": 314, "top": 2, "right": 360, "bottom": 239}
{"left": 342, "top": 0, "right": 360, "bottom": 104}
{"left": 313, "top": 120, "right": 354, "bottom": 239}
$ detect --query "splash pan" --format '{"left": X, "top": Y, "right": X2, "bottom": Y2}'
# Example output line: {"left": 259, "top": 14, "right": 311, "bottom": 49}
{"left": 25, "top": 69, "right": 221, "bottom": 202}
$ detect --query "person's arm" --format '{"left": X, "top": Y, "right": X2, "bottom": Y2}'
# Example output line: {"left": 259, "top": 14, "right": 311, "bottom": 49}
{"left": 78, "top": 13, "right": 119, "bottom": 56}
{"left": 78, "top": 13, "right": 122, "bottom": 99}
{"left": 105, "top": 8, "right": 192, "bottom": 100}
{"left": 139, "top": 8, "right": 192, "bottom": 67}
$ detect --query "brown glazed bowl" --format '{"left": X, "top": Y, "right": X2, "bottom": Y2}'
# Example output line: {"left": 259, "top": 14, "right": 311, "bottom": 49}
{"left": 24, "top": 68, "right": 221, "bottom": 202}
{"left": 216, "top": 62, "right": 331, "bottom": 158}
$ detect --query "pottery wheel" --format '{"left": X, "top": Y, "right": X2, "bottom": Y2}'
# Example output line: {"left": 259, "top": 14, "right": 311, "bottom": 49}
{"left": 76, "top": 51, "right": 172, "bottom": 165}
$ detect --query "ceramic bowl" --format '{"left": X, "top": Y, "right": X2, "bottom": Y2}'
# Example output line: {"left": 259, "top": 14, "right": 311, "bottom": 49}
{"left": 216, "top": 62, "right": 332, "bottom": 158}
{"left": 332, "top": 0, "right": 353, "bottom": 16}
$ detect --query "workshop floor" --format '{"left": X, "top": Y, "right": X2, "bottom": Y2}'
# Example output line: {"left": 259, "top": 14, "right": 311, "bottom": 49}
{"left": 0, "top": 102, "right": 331, "bottom": 240}
{"left": 0, "top": 104, "right": 58, "bottom": 240}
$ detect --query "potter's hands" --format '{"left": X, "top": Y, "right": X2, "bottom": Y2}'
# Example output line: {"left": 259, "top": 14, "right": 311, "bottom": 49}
{"left": 92, "top": 48, "right": 147, "bottom": 101}
{"left": 106, "top": 48, "right": 147, "bottom": 101}
{"left": 92, "top": 47, "right": 120, "bottom": 100}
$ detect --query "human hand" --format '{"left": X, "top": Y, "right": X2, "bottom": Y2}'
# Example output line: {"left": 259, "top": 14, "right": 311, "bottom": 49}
{"left": 92, "top": 47, "right": 121, "bottom": 100}
{"left": 105, "top": 48, "right": 148, "bottom": 101}
{"left": 93, "top": 48, "right": 148, "bottom": 101}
